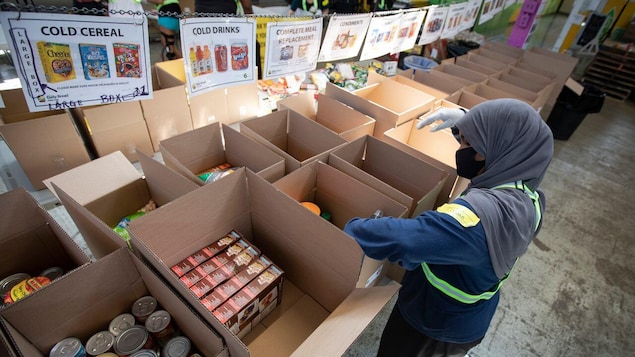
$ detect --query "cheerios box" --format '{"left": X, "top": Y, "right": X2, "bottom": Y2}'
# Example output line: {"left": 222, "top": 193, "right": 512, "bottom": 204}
{"left": 0, "top": 248, "right": 227, "bottom": 357}
{"left": 128, "top": 168, "right": 401, "bottom": 357}
{"left": 43, "top": 150, "right": 198, "bottom": 259}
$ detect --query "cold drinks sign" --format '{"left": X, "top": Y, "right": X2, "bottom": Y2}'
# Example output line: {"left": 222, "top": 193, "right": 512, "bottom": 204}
{"left": 180, "top": 18, "right": 256, "bottom": 96}
{"left": 0, "top": 12, "right": 152, "bottom": 112}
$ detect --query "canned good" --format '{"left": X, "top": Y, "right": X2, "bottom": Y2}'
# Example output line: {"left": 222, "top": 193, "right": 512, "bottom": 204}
{"left": 86, "top": 330, "right": 115, "bottom": 356}
{"left": 114, "top": 325, "right": 155, "bottom": 356}
{"left": 162, "top": 336, "right": 191, "bottom": 357}
{"left": 49, "top": 337, "right": 86, "bottom": 357}
{"left": 4, "top": 276, "right": 51, "bottom": 305}
{"left": 230, "top": 43, "right": 248, "bottom": 71}
{"left": 0, "top": 273, "right": 30, "bottom": 297}
{"left": 129, "top": 350, "right": 159, "bottom": 357}
{"left": 109, "top": 313, "right": 136, "bottom": 336}
{"left": 145, "top": 310, "right": 177, "bottom": 346}
{"left": 214, "top": 45, "right": 228, "bottom": 72}
{"left": 131, "top": 295, "right": 158, "bottom": 324}
{"left": 40, "top": 267, "right": 64, "bottom": 281}
{"left": 95, "top": 354, "right": 118, "bottom": 357}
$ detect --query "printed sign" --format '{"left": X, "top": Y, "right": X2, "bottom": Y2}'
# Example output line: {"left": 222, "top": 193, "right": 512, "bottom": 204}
{"left": 441, "top": 2, "right": 468, "bottom": 39}
{"left": 264, "top": 18, "right": 323, "bottom": 80}
{"left": 393, "top": 9, "right": 426, "bottom": 54}
{"left": 0, "top": 12, "right": 152, "bottom": 112}
{"left": 418, "top": 6, "right": 449, "bottom": 45}
{"left": 318, "top": 13, "right": 372, "bottom": 62}
{"left": 180, "top": 17, "right": 256, "bottom": 96}
{"left": 460, "top": 0, "right": 483, "bottom": 32}
{"left": 359, "top": 13, "right": 402, "bottom": 61}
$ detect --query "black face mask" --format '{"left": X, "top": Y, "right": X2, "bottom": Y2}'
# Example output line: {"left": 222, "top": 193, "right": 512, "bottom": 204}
{"left": 455, "top": 147, "right": 485, "bottom": 179}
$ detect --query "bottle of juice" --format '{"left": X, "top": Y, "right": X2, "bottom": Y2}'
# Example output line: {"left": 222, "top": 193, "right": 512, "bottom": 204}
{"left": 196, "top": 45, "right": 205, "bottom": 75}
{"left": 203, "top": 45, "right": 213, "bottom": 74}
{"left": 189, "top": 47, "right": 198, "bottom": 77}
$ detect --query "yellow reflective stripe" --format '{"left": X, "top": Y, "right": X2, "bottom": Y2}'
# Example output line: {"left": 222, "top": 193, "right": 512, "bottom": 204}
{"left": 422, "top": 262, "right": 504, "bottom": 304}
{"left": 492, "top": 181, "right": 541, "bottom": 231}
{"left": 436, "top": 203, "right": 480, "bottom": 227}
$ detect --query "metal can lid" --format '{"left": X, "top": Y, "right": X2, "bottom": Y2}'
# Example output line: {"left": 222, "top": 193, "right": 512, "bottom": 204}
{"left": 39, "top": 267, "right": 64, "bottom": 281}
{"left": 0, "top": 273, "right": 30, "bottom": 296}
{"left": 49, "top": 337, "right": 85, "bottom": 357}
{"left": 85, "top": 330, "right": 115, "bottom": 355}
{"left": 131, "top": 296, "right": 158, "bottom": 319}
{"left": 129, "top": 349, "right": 159, "bottom": 357}
{"left": 144, "top": 310, "right": 171, "bottom": 333}
{"left": 162, "top": 336, "right": 191, "bottom": 357}
{"left": 94, "top": 354, "right": 118, "bottom": 357}
{"left": 108, "top": 313, "right": 136, "bottom": 336}
{"left": 114, "top": 326, "right": 148, "bottom": 355}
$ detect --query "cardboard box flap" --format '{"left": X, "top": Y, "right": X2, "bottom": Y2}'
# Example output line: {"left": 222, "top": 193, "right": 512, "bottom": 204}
{"left": 277, "top": 92, "right": 317, "bottom": 119}
{"left": 189, "top": 87, "right": 230, "bottom": 129}
{"left": 140, "top": 85, "right": 193, "bottom": 152}
{"left": 44, "top": 151, "right": 141, "bottom": 203}
{"left": 82, "top": 101, "right": 145, "bottom": 131}
{"left": 454, "top": 57, "right": 500, "bottom": 76}
{"left": 433, "top": 63, "right": 488, "bottom": 83}
{"left": 411, "top": 70, "right": 472, "bottom": 95}
{"left": 464, "top": 53, "right": 509, "bottom": 71}
{"left": 291, "top": 285, "right": 400, "bottom": 356}
{"left": 160, "top": 122, "right": 226, "bottom": 177}
{"left": 316, "top": 94, "right": 375, "bottom": 135}
{"left": 0, "top": 319, "right": 32, "bottom": 357}
{"left": 240, "top": 110, "right": 289, "bottom": 151}
{"left": 361, "top": 79, "right": 434, "bottom": 115}
{"left": 287, "top": 110, "right": 347, "bottom": 162}
{"left": 484, "top": 78, "right": 539, "bottom": 102}
{"left": 377, "top": 72, "right": 450, "bottom": 101}
{"left": 136, "top": 150, "right": 199, "bottom": 206}
{"left": 155, "top": 58, "right": 186, "bottom": 89}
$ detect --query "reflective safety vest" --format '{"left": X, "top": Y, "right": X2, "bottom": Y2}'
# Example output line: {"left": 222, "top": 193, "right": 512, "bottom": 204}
{"left": 421, "top": 181, "right": 541, "bottom": 304}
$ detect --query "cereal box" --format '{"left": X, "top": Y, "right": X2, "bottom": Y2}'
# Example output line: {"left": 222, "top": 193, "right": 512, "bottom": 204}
{"left": 79, "top": 43, "right": 110, "bottom": 80}
{"left": 113, "top": 43, "right": 142, "bottom": 78}
{"left": 37, "top": 41, "right": 76, "bottom": 83}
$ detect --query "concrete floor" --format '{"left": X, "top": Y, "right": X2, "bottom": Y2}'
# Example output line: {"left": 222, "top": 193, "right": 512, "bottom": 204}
{"left": 1, "top": 9, "right": 634, "bottom": 357}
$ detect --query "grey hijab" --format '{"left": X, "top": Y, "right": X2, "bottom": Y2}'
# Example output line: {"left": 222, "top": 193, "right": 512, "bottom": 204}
{"left": 454, "top": 99, "right": 554, "bottom": 279}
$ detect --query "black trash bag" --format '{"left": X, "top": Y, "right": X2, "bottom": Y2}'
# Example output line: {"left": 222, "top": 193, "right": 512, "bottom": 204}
{"left": 446, "top": 40, "right": 480, "bottom": 58}
{"left": 546, "top": 82, "right": 606, "bottom": 140}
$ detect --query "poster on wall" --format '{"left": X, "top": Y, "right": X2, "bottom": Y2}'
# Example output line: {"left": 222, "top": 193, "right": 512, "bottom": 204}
{"left": 441, "top": 2, "right": 468, "bottom": 39}
{"left": 392, "top": 9, "right": 427, "bottom": 53}
{"left": 418, "top": 6, "right": 449, "bottom": 45}
{"left": 359, "top": 13, "right": 402, "bottom": 61}
{"left": 318, "top": 13, "right": 372, "bottom": 62}
{"left": 263, "top": 18, "right": 323, "bottom": 80}
{"left": 180, "top": 17, "right": 256, "bottom": 96}
{"left": 0, "top": 12, "right": 152, "bottom": 112}
{"left": 478, "top": 0, "right": 506, "bottom": 25}
{"left": 460, "top": 0, "right": 483, "bottom": 32}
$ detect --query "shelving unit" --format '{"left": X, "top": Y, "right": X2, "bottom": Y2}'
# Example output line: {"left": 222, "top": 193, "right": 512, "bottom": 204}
{"left": 582, "top": 41, "right": 635, "bottom": 101}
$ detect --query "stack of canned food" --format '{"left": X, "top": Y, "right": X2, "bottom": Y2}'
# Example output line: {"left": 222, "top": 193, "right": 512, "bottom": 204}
{"left": 48, "top": 295, "right": 202, "bottom": 357}
{"left": 1, "top": 267, "right": 64, "bottom": 306}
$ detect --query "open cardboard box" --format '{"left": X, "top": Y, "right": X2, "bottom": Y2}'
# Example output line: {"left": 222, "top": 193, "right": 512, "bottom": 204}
{"left": 480, "top": 42, "right": 525, "bottom": 59}
{"left": 159, "top": 121, "right": 285, "bottom": 184}
{"left": 445, "top": 86, "right": 488, "bottom": 109}
{"left": 0, "top": 113, "right": 91, "bottom": 191}
{"left": 0, "top": 88, "right": 65, "bottom": 124}
{"left": 324, "top": 79, "right": 435, "bottom": 139}
{"left": 81, "top": 101, "right": 154, "bottom": 163}
{"left": 0, "top": 188, "right": 91, "bottom": 307}
{"left": 42, "top": 151, "right": 199, "bottom": 259}
{"left": 491, "top": 71, "right": 555, "bottom": 100}
{"left": 431, "top": 63, "right": 489, "bottom": 84}
{"left": 367, "top": 71, "right": 449, "bottom": 105}
{"left": 402, "top": 69, "right": 472, "bottom": 97}
{"left": 154, "top": 58, "right": 187, "bottom": 90}
{"left": 139, "top": 85, "right": 194, "bottom": 153}
{"left": 471, "top": 47, "right": 519, "bottom": 65}
{"left": 0, "top": 248, "right": 227, "bottom": 357}
{"left": 329, "top": 135, "right": 448, "bottom": 217}
{"left": 484, "top": 78, "right": 546, "bottom": 111}
{"left": 277, "top": 93, "right": 375, "bottom": 142}
{"left": 127, "top": 168, "right": 401, "bottom": 357}
{"left": 239, "top": 109, "right": 347, "bottom": 174}
{"left": 383, "top": 102, "right": 471, "bottom": 204}
{"left": 461, "top": 83, "right": 542, "bottom": 110}
{"left": 189, "top": 87, "right": 230, "bottom": 129}
{"left": 463, "top": 52, "right": 510, "bottom": 72}
{"left": 452, "top": 56, "right": 505, "bottom": 77}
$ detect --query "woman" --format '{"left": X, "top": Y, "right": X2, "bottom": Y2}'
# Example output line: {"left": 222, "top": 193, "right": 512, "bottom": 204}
{"left": 344, "top": 99, "right": 554, "bottom": 357}
{"left": 147, "top": 0, "right": 182, "bottom": 60}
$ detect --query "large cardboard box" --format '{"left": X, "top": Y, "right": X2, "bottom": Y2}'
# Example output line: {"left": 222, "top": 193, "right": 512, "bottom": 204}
{"left": 445, "top": 87, "right": 488, "bottom": 109}
{"left": 0, "top": 88, "right": 65, "bottom": 124}
{"left": 128, "top": 168, "right": 400, "bottom": 357}
{"left": 81, "top": 101, "right": 153, "bottom": 163}
{"left": 463, "top": 52, "right": 510, "bottom": 72}
{"left": 272, "top": 161, "right": 409, "bottom": 286}
{"left": 480, "top": 41, "right": 525, "bottom": 59}
{"left": 367, "top": 71, "right": 449, "bottom": 104}
{"left": 462, "top": 83, "right": 542, "bottom": 110}
{"left": 159, "top": 122, "right": 285, "bottom": 184}
{"left": 406, "top": 69, "right": 472, "bottom": 97}
{"left": 239, "top": 109, "right": 347, "bottom": 174}
{"left": 431, "top": 63, "right": 489, "bottom": 84}
{"left": 189, "top": 87, "right": 230, "bottom": 129}
{"left": 277, "top": 93, "right": 376, "bottom": 142}
{"left": 154, "top": 58, "right": 187, "bottom": 90}
{"left": 225, "top": 83, "right": 261, "bottom": 124}
{"left": 471, "top": 47, "right": 519, "bottom": 65}
{"left": 0, "top": 113, "right": 91, "bottom": 190}
{"left": 383, "top": 103, "right": 472, "bottom": 203}
{"left": 324, "top": 80, "right": 435, "bottom": 138}
{"left": 0, "top": 248, "right": 227, "bottom": 357}
{"left": 0, "top": 188, "right": 91, "bottom": 307}
{"left": 140, "top": 85, "right": 194, "bottom": 152}
{"left": 484, "top": 78, "right": 546, "bottom": 110}
{"left": 43, "top": 151, "right": 199, "bottom": 259}
{"left": 453, "top": 56, "right": 506, "bottom": 76}
{"left": 329, "top": 135, "right": 448, "bottom": 217}
{"left": 492, "top": 71, "right": 555, "bottom": 100}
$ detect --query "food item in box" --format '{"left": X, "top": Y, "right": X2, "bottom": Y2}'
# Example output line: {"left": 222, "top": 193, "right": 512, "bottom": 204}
{"left": 109, "top": 313, "right": 136, "bottom": 336}
{"left": 3, "top": 276, "right": 51, "bottom": 305}
{"left": 131, "top": 295, "right": 158, "bottom": 324}
{"left": 171, "top": 230, "right": 242, "bottom": 277}
{"left": 113, "top": 200, "right": 157, "bottom": 248}
{"left": 196, "top": 162, "right": 239, "bottom": 184}
{"left": 113, "top": 43, "right": 142, "bottom": 78}
{"left": 37, "top": 41, "right": 76, "bottom": 83}
{"left": 49, "top": 337, "right": 86, "bottom": 357}
{"left": 145, "top": 310, "right": 178, "bottom": 347}
{"left": 113, "top": 325, "right": 155, "bottom": 356}
{"left": 86, "top": 330, "right": 116, "bottom": 356}
{"left": 180, "top": 236, "right": 250, "bottom": 287}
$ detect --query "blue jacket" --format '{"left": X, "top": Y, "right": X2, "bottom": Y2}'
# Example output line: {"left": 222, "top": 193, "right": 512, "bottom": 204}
{"left": 344, "top": 199, "right": 500, "bottom": 343}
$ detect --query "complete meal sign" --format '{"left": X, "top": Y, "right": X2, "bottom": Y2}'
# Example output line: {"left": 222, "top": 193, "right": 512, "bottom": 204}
{"left": 0, "top": 12, "right": 152, "bottom": 112}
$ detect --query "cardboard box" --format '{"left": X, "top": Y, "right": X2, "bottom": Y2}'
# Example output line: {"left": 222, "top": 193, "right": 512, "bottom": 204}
{"left": 367, "top": 71, "right": 449, "bottom": 104}
{"left": 492, "top": 71, "right": 556, "bottom": 99}
{"left": 189, "top": 87, "right": 230, "bottom": 129}
{"left": 471, "top": 47, "right": 519, "bottom": 65}
{"left": 445, "top": 87, "right": 488, "bottom": 109}
{"left": 0, "top": 113, "right": 91, "bottom": 190}
{"left": 431, "top": 63, "right": 489, "bottom": 84}
{"left": 225, "top": 83, "right": 261, "bottom": 124}
{"left": 277, "top": 93, "right": 376, "bottom": 142}
{"left": 462, "top": 83, "right": 540, "bottom": 109}
{"left": 81, "top": 101, "right": 153, "bottom": 163}
{"left": 463, "top": 52, "right": 510, "bottom": 72}
{"left": 480, "top": 42, "right": 525, "bottom": 59}
{"left": 140, "top": 85, "right": 193, "bottom": 152}
{"left": 0, "top": 89, "right": 65, "bottom": 124}
{"left": 403, "top": 69, "right": 471, "bottom": 97}
{"left": 329, "top": 135, "right": 448, "bottom": 217}
{"left": 484, "top": 78, "right": 545, "bottom": 110}
{"left": 239, "top": 109, "right": 347, "bottom": 174}
{"left": 0, "top": 248, "right": 227, "bottom": 357}
{"left": 324, "top": 80, "right": 435, "bottom": 138}
{"left": 128, "top": 168, "right": 400, "bottom": 357}
{"left": 454, "top": 56, "right": 506, "bottom": 76}
{"left": 154, "top": 58, "right": 187, "bottom": 90}
{"left": 43, "top": 151, "right": 199, "bottom": 259}
{"left": 0, "top": 188, "right": 91, "bottom": 307}
{"left": 159, "top": 122, "right": 285, "bottom": 184}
